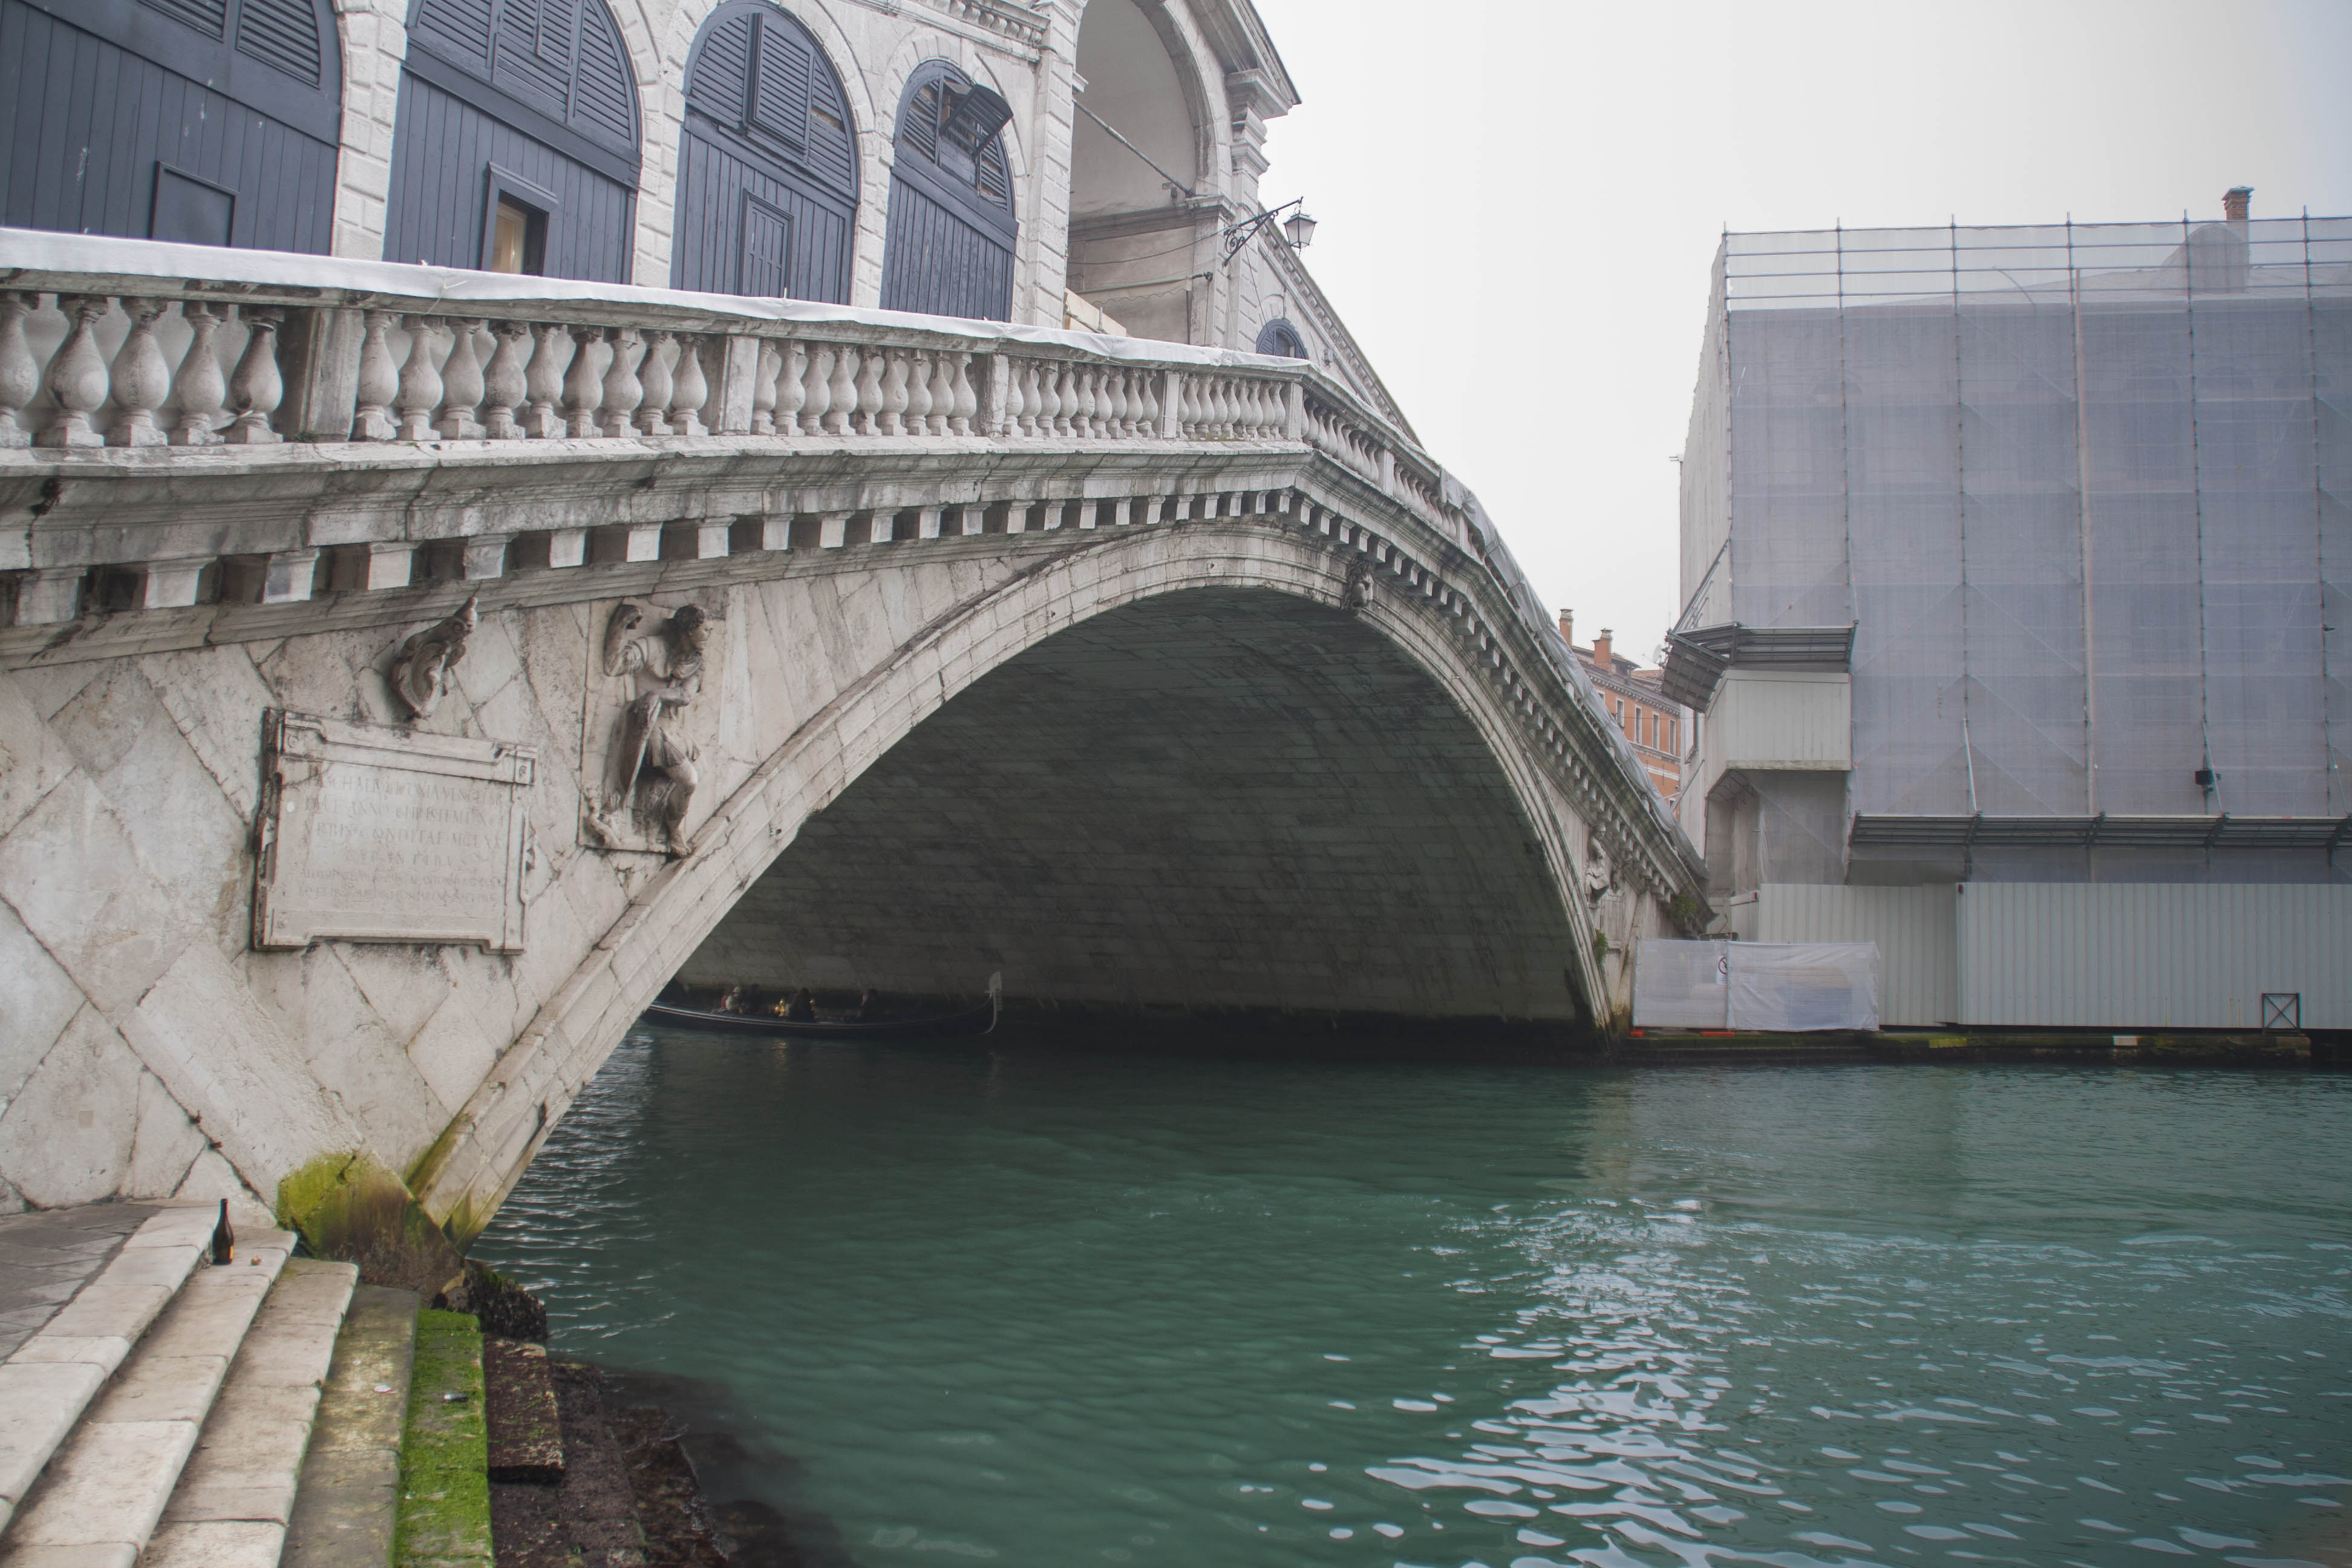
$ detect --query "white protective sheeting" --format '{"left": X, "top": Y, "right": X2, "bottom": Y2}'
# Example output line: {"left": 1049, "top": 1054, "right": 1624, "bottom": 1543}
{"left": 1632, "top": 939, "right": 1732, "bottom": 1028}
{"left": 1636, "top": 939, "right": 1881, "bottom": 1031}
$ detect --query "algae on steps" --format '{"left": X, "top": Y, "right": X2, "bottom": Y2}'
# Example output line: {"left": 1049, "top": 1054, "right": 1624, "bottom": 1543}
{"left": 397, "top": 1308, "right": 492, "bottom": 1568}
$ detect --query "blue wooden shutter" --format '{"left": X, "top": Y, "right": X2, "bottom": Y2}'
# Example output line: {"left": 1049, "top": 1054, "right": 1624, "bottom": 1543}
{"left": 234, "top": 0, "right": 322, "bottom": 85}
{"left": 748, "top": 18, "right": 809, "bottom": 150}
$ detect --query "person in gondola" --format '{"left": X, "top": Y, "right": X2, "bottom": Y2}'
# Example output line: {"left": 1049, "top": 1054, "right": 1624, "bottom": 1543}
{"left": 785, "top": 988, "right": 817, "bottom": 1022}
{"left": 857, "top": 988, "right": 880, "bottom": 1020}
{"left": 717, "top": 984, "right": 743, "bottom": 1015}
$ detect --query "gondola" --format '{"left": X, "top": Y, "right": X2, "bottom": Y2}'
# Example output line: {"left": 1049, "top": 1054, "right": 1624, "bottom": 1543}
{"left": 642, "top": 973, "right": 1000, "bottom": 1040}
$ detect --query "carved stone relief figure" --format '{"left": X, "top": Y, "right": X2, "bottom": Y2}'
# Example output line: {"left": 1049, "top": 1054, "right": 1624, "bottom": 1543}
{"left": 388, "top": 594, "right": 480, "bottom": 720}
{"left": 583, "top": 600, "right": 715, "bottom": 856}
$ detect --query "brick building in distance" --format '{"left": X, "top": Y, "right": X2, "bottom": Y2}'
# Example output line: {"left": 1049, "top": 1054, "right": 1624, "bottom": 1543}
{"left": 1562, "top": 611, "right": 1685, "bottom": 803}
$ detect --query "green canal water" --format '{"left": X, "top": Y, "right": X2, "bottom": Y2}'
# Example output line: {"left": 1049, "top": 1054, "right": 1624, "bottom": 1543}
{"left": 475, "top": 1031, "right": 2352, "bottom": 1568}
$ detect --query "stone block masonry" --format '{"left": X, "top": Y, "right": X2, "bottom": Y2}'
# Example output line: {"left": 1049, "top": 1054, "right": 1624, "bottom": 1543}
{"left": 0, "top": 235, "right": 1701, "bottom": 1250}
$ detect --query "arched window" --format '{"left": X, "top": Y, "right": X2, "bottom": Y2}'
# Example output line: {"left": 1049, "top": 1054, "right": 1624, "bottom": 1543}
{"left": 1254, "top": 319, "right": 1308, "bottom": 359}
{"left": 880, "top": 62, "right": 1017, "bottom": 321}
{"left": 672, "top": 1, "right": 859, "bottom": 301}
{"left": 1, "top": 0, "right": 341, "bottom": 252}
{"left": 387, "top": 0, "right": 641, "bottom": 283}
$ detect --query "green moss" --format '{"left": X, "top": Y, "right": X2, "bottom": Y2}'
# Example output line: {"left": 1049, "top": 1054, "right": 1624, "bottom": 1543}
{"left": 277, "top": 1152, "right": 466, "bottom": 1294}
{"left": 396, "top": 1308, "right": 492, "bottom": 1568}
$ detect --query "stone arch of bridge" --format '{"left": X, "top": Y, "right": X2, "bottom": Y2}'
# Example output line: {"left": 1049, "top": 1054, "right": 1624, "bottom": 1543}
{"left": 412, "top": 522, "right": 1613, "bottom": 1243}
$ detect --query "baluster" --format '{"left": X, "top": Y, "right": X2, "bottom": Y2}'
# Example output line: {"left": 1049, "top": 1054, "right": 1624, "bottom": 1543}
{"left": 106, "top": 299, "right": 170, "bottom": 447}
{"left": 480, "top": 321, "right": 529, "bottom": 439}
{"left": 1234, "top": 379, "right": 1257, "bottom": 436}
{"left": 224, "top": 308, "right": 286, "bottom": 445}
{"left": 38, "top": 295, "right": 110, "bottom": 448}
{"left": 799, "top": 343, "right": 831, "bottom": 434}
{"left": 169, "top": 304, "right": 227, "bottom": 446}
{"left": 1112, "top": 369, "right": 1137, "bottom": 437}
{"left": 352, "top": 310, "right": 399, "bottom": 440}
{"left": 435, "top": 319, "right": 487, "bottom": 440}
{"left": 599, "top": 327, "right": 643, "bottom": 437}
{"left": 926, "top": 352, "right": 956, "bottom": 436}
{"left": 635, "top": 330, "right": 673, "bottom": 435}
{"left": 1075, "top": 367, "right": 1100, "bottom": 439}
{"left": 775, "top": 341, "right": 808, "bottom": 434}
{"left": 1240, "top": 379, "right": 1263, "bottom": 436}
{"left": 1108, "top": 368, "right": 1130, "bottom": 436}
{"left": 0, "top": 292, "right": 36, "bottom": 448}
{"left": 1218, "top": 376, "right": 1238, "bottom": 438}
{"left": 394, "top": 317, "right": 445, "bottom": 441}
{"left": 852, "top": 342, "right": 884, "bottom": 435}
{"left": 1032, "top": 361, "right": 1059, "bottom": 439}
{"left": 950, "top": 352, "right": 977, "bottom": 436}
{"left": 1138, "top": 370, "right": 1160, "bottom": 437}
{"left": 1056, "top": 365, "right": 1082, "bottom": 437}
{"left": 1177, "top": 374, "right": 1198, "bottom": 438}
{"left": 751, "top": 341, "right": 781, "bottom": 435}
{"left": 1014, "top": 359, "right": 1039, "bottom": 436}
{"left": 877, "top": 348, "right": 909, "bottom": 436}
{"left": 903, "top": 350, "right": 933, "bottom": 437}
{"left": 823, "top": 343, "right": 855, "bottom": 435}
{"left": 563, "top": 327, "right": 606, "bottom": 437}
{"left": 521, "top": 323, "right": 565, "bottom": 437}
{"left": 995, "top": 356, "right": 1021, "bottom": 436}
{"left": 635, "top": 329, "right": 672, "bottom": 433}
{"left": 670, "top": 335, "right": 709, "bottom": 437}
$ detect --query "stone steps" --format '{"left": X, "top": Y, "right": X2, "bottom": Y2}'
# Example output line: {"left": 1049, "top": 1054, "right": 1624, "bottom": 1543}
{"left": 0, "top": 1201, "right": 221, "bottom": 1536}
{"left": 146, "top": 1258, "right": 361, "bottom": 1568}
{"left": 0, "top": 1203, "right": 383, "bottom": 1568}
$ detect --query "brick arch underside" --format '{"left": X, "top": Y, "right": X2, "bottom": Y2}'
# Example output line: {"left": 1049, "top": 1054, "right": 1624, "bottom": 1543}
{"left": 678, "top": 587, "right": 1583, "bottom": 1021}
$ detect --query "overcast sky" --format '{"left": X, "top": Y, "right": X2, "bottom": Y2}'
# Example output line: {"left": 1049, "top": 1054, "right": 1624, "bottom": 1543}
{"left": 1247, "top": 0, "right": 2352, "bottom": 665}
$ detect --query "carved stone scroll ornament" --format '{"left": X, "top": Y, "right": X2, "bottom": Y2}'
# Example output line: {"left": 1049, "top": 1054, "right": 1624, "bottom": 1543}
{"left": 388, "top": 593, "right": 480, "bottom": 720}
{"left": 583, "top": 601, "right": 711, "bottom": 856}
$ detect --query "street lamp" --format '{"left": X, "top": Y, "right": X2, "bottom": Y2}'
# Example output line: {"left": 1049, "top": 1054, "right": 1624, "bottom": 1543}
{"left": 1220, "top": 198, "right": 1318, "bottom": 264}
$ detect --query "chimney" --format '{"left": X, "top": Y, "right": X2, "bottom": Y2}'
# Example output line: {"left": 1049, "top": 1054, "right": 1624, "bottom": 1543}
{"left": 1558, "top": 607, "right": 1573, "bottom": 646}
{"left": 2223, "top": 186, "right": 2253, "bottom": 223}
{"left": 1592, "top": 628, "right": 1613, "bottom": 667}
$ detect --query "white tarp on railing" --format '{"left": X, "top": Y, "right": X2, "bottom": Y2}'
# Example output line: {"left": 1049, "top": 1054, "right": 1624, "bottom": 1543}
{"left": 1634, "top": 939, "right": 1881, "bottom": 1031}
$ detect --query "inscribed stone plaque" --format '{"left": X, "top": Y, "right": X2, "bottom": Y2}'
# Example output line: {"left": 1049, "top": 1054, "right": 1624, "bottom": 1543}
{"left": 253, "top": 710, "right": 535, "bottom": 952}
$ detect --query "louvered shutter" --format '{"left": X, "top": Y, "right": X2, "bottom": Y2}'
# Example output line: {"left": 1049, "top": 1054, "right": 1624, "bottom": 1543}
{"left": 747, "top": 18, "right": 809, "bottom": 150}
{"left": 412, "top": 0, "right": 493, "bottom": 72}
{"left": 901, "top": 82, "right": 941, "bottom": 164}
{"left": 234, "top": 0, "right": 322, "bottom": 85}
{"left": 686, "top": 11, "right": 753, "bottom": 118}
{"left": 532, "top": 0, "right": 573, "bottom": 68}
{"left": 567, "top": 0, "right": 635, "bottom": 150}
{"left": 140, "top": 0, "right": 229, "bottom": 37}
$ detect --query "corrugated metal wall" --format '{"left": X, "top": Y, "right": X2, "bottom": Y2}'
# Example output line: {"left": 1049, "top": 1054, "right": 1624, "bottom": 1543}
{"left": 1754, "top": 884, "right": 1957, "bottom": 1025}
{"left": 1956, "top": 882, "right": 2352, "bottom": 1029}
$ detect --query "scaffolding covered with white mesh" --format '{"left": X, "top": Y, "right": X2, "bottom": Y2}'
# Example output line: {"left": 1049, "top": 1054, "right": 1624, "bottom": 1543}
{"left": 1675, "top": 210, "right": 2352, "bottom": 886}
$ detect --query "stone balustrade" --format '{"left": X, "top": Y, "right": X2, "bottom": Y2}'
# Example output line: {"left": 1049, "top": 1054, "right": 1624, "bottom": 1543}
{"left": 0, "top": 234, "right": 1473, "bottom": 623}
{"left": 0, "top": 231, "right": 1691, "bottom": 890}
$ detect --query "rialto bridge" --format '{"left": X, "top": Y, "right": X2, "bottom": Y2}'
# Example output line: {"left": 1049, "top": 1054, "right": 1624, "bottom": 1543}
{"left": 0, "top": 234, "right": 1704, "bottom": 1246}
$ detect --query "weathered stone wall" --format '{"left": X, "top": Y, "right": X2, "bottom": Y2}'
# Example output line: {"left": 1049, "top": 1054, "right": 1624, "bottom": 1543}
{"left": 0, "top": 518, "right": 1673, "bottom": 1234}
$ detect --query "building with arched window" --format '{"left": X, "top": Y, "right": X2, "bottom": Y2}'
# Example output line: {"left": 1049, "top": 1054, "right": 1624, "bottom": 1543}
{"left": 1, "top": 0, "right": 342, "bottom": 252}
{"left": 673, "top": 0, "right": 860, "bottom": 301}
{"left": 0, "top": 0, "right": 1414, "bottom": 412}
{"left": 880, "top": 61, "right": 1018, "bottom": 320}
